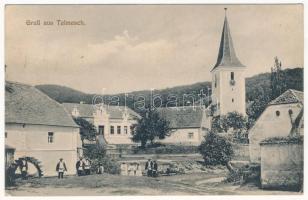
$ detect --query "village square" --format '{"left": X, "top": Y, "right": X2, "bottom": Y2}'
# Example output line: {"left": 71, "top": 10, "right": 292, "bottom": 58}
{"left": 4, "top": 5, "right": 303, "bottom": 196}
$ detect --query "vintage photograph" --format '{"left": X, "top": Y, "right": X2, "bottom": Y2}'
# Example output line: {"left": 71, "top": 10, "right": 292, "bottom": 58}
{"left": 4, "top": 4, "right": 303, "bottom": 196}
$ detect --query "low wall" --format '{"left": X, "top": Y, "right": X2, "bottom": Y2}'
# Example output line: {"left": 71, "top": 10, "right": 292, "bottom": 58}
{"left": 232, "top": 143, "right": 250, "bottom": 161}
{"left": 260, "top": 138, "right": 303, "bottom": 191}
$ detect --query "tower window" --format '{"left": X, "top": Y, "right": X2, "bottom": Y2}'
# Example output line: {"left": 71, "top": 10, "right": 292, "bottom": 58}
{"left": 288, "top": 109, "right": 293, "bottom": 115}
{"left": 124, "top": 126, "right": 128, "bottom": 134}
{"left": 117, "top": 126, "right": 121, "bottom": 134}
{"left": 276, "top": 111, "right": 280, "bottom": 117}
{"left": 232, "top": 98, "right": 234, "bottom": 103}
{"left": 231, "top": 72, "right": 234, "bottom": 81}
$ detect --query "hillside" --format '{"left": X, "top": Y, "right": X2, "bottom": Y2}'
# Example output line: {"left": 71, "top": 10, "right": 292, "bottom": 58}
{"left": 36, "top": 67, "right": 303, "bottom": 118}
{"left": 35, "top": 84, "right": 94, "bottom": 104}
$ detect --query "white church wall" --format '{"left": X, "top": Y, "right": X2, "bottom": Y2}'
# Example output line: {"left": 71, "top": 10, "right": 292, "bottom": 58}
{"left": 212, "top": 67, "right": 246, "bottom": 116}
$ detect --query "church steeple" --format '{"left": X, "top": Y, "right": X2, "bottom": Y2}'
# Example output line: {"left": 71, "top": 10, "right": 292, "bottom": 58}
{"left": 211, "top": 8, "right": 244, "bottom": 71}
{"left": 210, "top": 8, "right": 247, "bottom": 116}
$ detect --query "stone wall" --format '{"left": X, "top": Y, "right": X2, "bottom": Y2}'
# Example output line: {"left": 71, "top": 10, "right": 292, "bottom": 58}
{"left": 260, "top": 139, "right": 303, "bottom": 191}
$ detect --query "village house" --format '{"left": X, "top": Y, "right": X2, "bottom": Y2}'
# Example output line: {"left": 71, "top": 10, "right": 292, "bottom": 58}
{"left": 157, "top": 106, "right": 211, "bottom": 146}
{"left": 249, "top": 89, "right": 304, "bottom": 163}
{"left": 62, "top": 103, "right": 141, "bottom": 145}
{"left": 5, "top": 81, "right": 82, "bottom": 177}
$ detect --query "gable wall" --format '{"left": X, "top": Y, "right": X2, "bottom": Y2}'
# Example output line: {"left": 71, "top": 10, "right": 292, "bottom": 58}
{"left": 249, "top": 103, "right": 302, "bottom": 163}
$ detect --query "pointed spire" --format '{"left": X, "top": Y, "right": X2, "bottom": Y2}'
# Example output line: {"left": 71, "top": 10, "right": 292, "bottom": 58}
{"left": 211, "top": 9, "right": 244, "bottom": 71}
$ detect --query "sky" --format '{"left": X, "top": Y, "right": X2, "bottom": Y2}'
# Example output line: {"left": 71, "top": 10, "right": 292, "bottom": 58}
{"left": 5, "top": 5, "right": 303, "bottom": 94}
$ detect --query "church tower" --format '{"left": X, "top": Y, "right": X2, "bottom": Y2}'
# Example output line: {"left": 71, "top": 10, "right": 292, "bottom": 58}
{"left": 211, "top": 9, "right": 246, "bottom": 116}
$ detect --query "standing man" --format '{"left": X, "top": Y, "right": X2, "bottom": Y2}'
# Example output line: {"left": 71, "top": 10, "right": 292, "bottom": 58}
{"left": 84, "top": 159, "right": 91, "bottom": 175}
{"left": 96, "top": 163, "right": 104, "bottom": 174}
{"left": 145, "top": 159, "right": 153, "bottom": 177}
{"left": 153, "top": 160, "right": 158, "bottom": 177}
{"left": 76, "top": 157, "right": 84, "bottom": 176}
{"left": 56, "top": 158, "right": 67, "bottom": 179}
{"left": 20, "top": 159, "right": 28, "bottom": 180}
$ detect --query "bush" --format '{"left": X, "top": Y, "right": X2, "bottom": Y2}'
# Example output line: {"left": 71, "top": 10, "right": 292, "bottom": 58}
{"left": 83, "top": 144, "right": 120, "bottom": 174}
{"left": 198, "top": 131, "right": 233, "bottom": 166}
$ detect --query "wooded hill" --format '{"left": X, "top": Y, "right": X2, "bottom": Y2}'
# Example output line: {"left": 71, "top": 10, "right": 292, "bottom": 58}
{"left": 36, "top": 67, "right": 303, "bottom": 119}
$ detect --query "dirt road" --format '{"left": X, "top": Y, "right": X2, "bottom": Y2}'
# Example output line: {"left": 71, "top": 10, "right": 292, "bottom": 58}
{"left": 6, "top": 173, "right": 300, "bottom": 196}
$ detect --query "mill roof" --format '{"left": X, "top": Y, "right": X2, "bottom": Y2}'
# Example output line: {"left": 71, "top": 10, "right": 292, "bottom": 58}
{"left": 5, "top": 81, "right": 78, "bottom": 127}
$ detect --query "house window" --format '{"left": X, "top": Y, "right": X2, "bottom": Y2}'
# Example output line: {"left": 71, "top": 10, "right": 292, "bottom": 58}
{"left": 124, "top": 126, "right": 128, "bottom": 134}
{"left": 231, "top": 72, "right": 234, "bottom": 80}
{"left": 276, "top": 111, "right": 280, "bottom": 117}
{"left": 110, "top": 126, "right": 114, "bottom": 134}
{"left": 117, "top": 126, "right": 121, "bottom": 134}
{"left": 48, "top": 132, "right": 54, "bottom": 143}
{"left": 232, "top": 98, "right": 234, "bottom": 103}
{"left": 130, "top": 126, "right": 134, "bottom": 134}
{"left": 188, "top": 132, "right": 194, "bottom": 139}
{"left": 98, "top": 126, "right": 104, "bottom": 135}
{"left": 288, "top": 109, "right": 293, "bottom": 115}
{"left": 5, "top": 132, "right": 7, "bottom": 138}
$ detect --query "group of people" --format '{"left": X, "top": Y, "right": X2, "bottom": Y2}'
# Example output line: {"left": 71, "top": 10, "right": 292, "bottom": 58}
{"left": 55, "top": 157, "right": 97, "bottom": 179}
{"left": 145, "top": 159, "right": 158, "bottom": 177}
{"left": 15, "top": 157, "right": 159, "bottom": 180}
{"left": 76, "top": 157, "right": 92, "bottom": 176}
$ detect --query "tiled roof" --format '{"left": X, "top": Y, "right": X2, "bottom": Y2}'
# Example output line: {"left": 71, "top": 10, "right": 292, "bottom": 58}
{"left": 62, "top": 103, "right": 140, "bottom": 120}
{"left": 211, "top": 15, "right": 245, "bottom": 71}
{"left": 269, "top": 89, "right": 303, "bottom": 105}
{"left": 5, "top": 81, "right": 78, "bottom": 127}
{"left": 157, "top": 106, "right": 205, "bottom": 129}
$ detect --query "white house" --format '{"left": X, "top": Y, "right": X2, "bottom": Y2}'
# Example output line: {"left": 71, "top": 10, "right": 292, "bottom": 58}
{"left": 5, "top": 81, "right": 82, "bottom": 177}
{"left": 210, "top": 12, "right": 246, "bottom": 116}
{"left": 63, "top": 103, "right": 140, "bottom": 145}
{"left": 157, "top": 106, "right": 211, "bottom": 145}
{"left": 249, "top": 89, "right": 304, "bottom": 163}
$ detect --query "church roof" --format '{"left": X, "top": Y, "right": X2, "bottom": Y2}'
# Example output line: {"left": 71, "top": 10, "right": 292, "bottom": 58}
{"left": 5, "top": 81, "right": 78, "bottom": 127}
{"left": 211, "top": 12, "right": 245, "bottom": 71}
{"left": 269, "top": 89, "right": 303, "bottom": 105}
{"left": 157, "top": 106, "right": 206, "bottom": 129}
{"left": 62, "top": 103, "right": 140, "bottom": 120}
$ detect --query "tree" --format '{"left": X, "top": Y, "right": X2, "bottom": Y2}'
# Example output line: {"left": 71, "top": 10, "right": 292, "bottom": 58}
{"left": 211, "top": 112, "right": 249, "bottom": 142}
{"left": 73, "top": 117, "right": 97, "bottom": 144}
{"left": 132, "top": 109, "right": 171, "bottom": 148}
{"left": 83, "top": 144, "right": 120, "bottom": 174}
{"left": 212, "top": 112, "right": 247, "bottom": 133}
{"left": 271, "top": 56, "right": 286, "bottom": 99}
{"left": 198, "top": 131, "right": 233, "bottom": 165}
